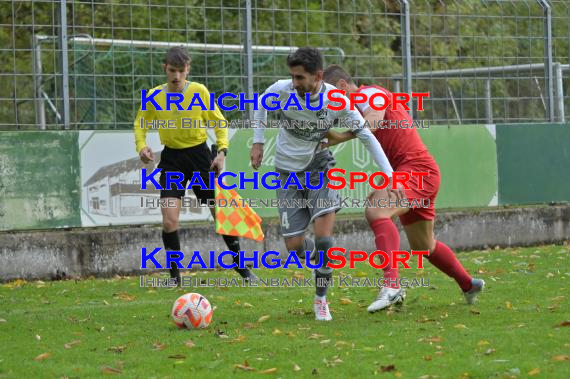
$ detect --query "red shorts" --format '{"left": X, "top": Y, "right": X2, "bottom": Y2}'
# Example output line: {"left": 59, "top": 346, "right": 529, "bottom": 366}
{"left": 397, "top": 157, "right": 441, "bottom": 226}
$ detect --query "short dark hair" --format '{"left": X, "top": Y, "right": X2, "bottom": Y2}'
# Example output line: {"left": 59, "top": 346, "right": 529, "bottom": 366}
{"left": 164, "top": 46, "right": 191, "bottom": 67}
{"left": 323, "top": 64, "right": 354, "bottom": 86}
{"left": 286, "top": 47, "right": 323, "bottom": 74}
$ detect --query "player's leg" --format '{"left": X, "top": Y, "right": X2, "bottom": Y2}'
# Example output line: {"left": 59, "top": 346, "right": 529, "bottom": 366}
{"left": 278, "top": 174, "right": 316, "bottom": 269}
{"left": 190, "top": 143, "right": 257, "bottom": 281}
{"left": 185, "top": 143, "right": 257, "bottom": 280}
{"left": 311, "top": 211, "right": 336, "bottom": 321}
{"left": 365, "top": 187, "right": 409, "bottom": 312}
{"left": 162, "top": 199, "right": 183, "bottom": 284}
{"left": 204, "top": 206, "right": 258, "bottom": 281}
{"left": 158, "top": 147, "right": 187, "bottom": 285}
{"left": 306, "top": 166, "right": 341, "bottom": 321}
{"left": 403, "top": 219, "right": 485, "bottom": 304}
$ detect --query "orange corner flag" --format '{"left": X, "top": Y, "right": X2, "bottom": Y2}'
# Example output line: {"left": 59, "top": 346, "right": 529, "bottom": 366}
{"left": 215, "top": 182, "right": 265, "bottom": 242}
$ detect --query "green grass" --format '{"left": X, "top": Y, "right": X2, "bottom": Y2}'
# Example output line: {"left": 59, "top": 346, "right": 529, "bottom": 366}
{"left": 1, "top": 244, "right": 569, "bottom": 378}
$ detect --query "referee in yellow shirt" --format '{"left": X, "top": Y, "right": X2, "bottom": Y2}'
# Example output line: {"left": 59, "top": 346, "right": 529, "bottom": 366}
{"left": 134, "top": 46, "right": 257, "bottom": 284}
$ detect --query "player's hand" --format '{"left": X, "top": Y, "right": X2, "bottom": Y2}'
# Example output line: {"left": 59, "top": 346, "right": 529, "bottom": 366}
{"left": 210, "top": 153, "right": 225, "bottom": 177}
{"left": 387, "top": 178, "right": 406, "bottom": 201}
{"left": 139, "top": 146, "right": 155, "bottom": 164}
{"left": 250, "top": 143, "right": 264, "bottom": 170}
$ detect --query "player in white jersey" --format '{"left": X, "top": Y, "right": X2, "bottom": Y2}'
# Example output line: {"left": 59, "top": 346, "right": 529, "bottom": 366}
{"left": 250, "top": 47, "right": 398, "bottom": 321}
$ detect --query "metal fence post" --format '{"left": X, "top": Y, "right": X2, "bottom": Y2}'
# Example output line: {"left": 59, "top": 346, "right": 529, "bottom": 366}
{"left": 244, "top": 0, "right": 254, "bottom": 121}
{"left": 58, "top": 0, "right": 70, "bottom": 129}
{"left": 485, "top": 79, "right": 493, "bottom": 124}
{"left": 537, "top": 0, "right": 554, "bottom": 122}
{"left": 553, "top": 63, "right": 565, "bottom": 122}
{"left": 399, "top": 0, "right": 413, "bottom": 118}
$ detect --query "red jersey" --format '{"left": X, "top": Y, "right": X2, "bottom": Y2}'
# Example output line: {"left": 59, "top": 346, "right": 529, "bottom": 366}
{"left": 357, "top": 85, "right": 432, "bottom": 169}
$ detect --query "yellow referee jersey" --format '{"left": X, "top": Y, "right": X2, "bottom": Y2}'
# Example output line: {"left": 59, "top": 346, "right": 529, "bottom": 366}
{"left": 133, "top": 81, "right": 228, "bottom": 153}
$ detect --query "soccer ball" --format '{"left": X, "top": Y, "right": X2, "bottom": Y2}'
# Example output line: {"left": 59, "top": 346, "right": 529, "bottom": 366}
{"left": 171, "top": 293, "right": 213, "bottom": 329}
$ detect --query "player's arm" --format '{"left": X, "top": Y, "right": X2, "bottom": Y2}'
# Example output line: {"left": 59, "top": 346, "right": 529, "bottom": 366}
{"left": 251, "top": 81, "right": 279, "bottom": 170}
{"left": 332, "top": 92, "right": 393, "bottom": 176}
{"left": 134, "top": 98, "right": 155, "bottom": 163}
{"left": 326, "top": 89, "right": 386, "bottom": 146}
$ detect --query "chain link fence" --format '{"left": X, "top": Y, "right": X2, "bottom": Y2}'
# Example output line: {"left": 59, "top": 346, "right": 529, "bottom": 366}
{"left": 1, "top": 0, "right": 568, "bottom": 130}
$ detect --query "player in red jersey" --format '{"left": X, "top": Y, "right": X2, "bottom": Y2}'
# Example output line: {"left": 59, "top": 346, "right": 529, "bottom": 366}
{"left": 323, "top": 65, "right": 484, "bottom": 312}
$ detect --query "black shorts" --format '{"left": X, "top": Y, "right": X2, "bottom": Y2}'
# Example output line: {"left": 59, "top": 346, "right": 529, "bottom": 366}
{"left": 158, "top": 142, "right": 214, "bottom": 203}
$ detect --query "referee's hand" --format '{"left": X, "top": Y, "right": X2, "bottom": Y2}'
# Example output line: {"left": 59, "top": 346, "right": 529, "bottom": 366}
{"left": 210, "top": 153, "right": 225, "bottom": 177}
{"left": 250, "top": 143, "right": 264, "bottom": 170}
{"left": 139, "top": 146, "right": 155, "bottom": 164}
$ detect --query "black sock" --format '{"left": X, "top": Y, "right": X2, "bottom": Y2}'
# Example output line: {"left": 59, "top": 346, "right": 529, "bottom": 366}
{"left": 314, "top": 236, "right": 334, "bottom": 297}
{"left": 162, "top": 230, "right": 181, "bottom": 283}
{"left": 315, "top": 270, "right": 333, "bottom": 297}
{"left": 222, "top": 235, "right": 255, "bottom": 278}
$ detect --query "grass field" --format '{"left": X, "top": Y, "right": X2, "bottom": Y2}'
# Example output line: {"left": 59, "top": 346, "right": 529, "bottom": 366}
{"left": 1, "top": 244, "right": 569, "bottom": 378}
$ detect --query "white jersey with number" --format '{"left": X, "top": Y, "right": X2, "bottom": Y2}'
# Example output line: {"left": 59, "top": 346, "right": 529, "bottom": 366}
{"left": 252, "top": 79, "right": 393, "bottom": 175}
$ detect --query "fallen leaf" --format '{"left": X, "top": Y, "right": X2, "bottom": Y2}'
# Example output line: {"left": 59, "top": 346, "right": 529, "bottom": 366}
{"left": 234, "top": 360, "right": 256, "bottom": 371}
{"left": 470, "top": 309, "right": 481, "bottom": 315}
{"left": 484, "top": 348, "right": 496, "bottom": 355}
{"left": 34, "top": 352, "right": 51, "bottom": 361}
{"left": 243, "top": 323, "right": 257, "bottom": 329}
{"left": 152, "top": 342, "right": 166, "bottom": 351}
{"left": 380, "top": 364, "right": 395, "bottom": 372}
{"left": 64, "top": 340, "right": 81, "bottom": 349}
{"left": 101, "top": 366, "right": 122, "bottom": 375}
{"left": 528, "top": 368, "right": 540, "bottom": 376}
{"left": 113, "top": 292, "right": 136, "bottom": 302}
{"left": 243, "top": 302, "right": 253, "bottom": 308}
{"left": 35, "top": 335, "right": 41, "bottom": 341}
{"left": 259, "top": 368, "right": 277, "bottom": 374}
{"left": 478, "top": 340, "right": 490, "bottom": 346}
{"left": 233, "top": 335, "right": 246, "bottom": 342}
{"left": 340, "top": 298, "right": 353, "bottom": 305}
{"left": 107, "top": 346, "right": 126, "bottom": 353}
{"left": 320, "top": 339, "right": 331, "bottom": 345}
{"left": 505, "top": 301, "right": 513, "bottom": 310}
{"left": 552, "top": 355, "right": 570, "bottom": 361}
{"left": 335, "top": 341, "right": 349, "bottom": 348}
{"left": 555, "top": 320, "right": 570, "bottom": 327}
{"left": 257, "top": 315, "right": 270, "bottom": 323}
{"left": 272, "top": 329, "right": 282, "bottom": 336}
{"left": 423, "top": 355, "right": 432, "bottom": 361}
{"left": 0, "top": 318, "right": 6, "bottom": 323}
{"left": 308, "top": 334, "right": 323, "bottom": 340}
{"left": 293, "top": 364, "right": 301, "bottom": 371}
{"left": 454, "top": 324, "right": 468, "bottom": 330}
{"left": 425, "top": 336, "right": 443, "bottom": 343}
{"left": 168, "top": 354, "right": 186, "bottom": 359}
{"left": 185, "top": 340, "right": 195, "bottom": 348}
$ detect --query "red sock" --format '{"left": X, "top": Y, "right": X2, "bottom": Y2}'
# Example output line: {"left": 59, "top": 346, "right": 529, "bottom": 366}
{"left": 369, "top": 218, "right": 400, "bottom": 288}
{"left": 428, "top": 240, "right": 472, "bottom": 292}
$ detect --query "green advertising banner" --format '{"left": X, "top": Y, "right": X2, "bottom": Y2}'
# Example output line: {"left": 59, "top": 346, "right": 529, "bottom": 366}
{"left": 8, "top": 123, "right": 570, "bottom": 231}
{"left": 0, "top": 131, "right": 81, "bottom": 230}
{"left": 225, "top": 124, "right": 499, "bottom": 218}
{"left": 497, "top": 123, "right": 570, "bottom": 205}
